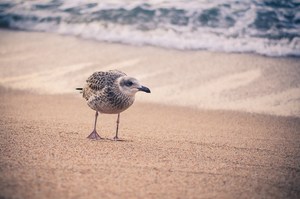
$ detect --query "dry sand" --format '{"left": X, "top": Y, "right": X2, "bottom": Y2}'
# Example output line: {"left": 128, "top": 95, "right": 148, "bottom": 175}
{"left": 0, "top": 88, "right": 300, "bottom": 199}
{"left": 0, "top": 29, "right": 300, "bottom": 199}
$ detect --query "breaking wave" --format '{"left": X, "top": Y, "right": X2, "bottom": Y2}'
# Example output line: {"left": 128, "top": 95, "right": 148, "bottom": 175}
{"left": 1, "top": 0, "right": 300, "bottom": 57}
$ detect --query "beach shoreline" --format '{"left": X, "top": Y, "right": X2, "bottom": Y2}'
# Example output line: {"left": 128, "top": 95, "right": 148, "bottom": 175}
{"left": 0, "top": 29, "right": 300, "bottom": 198}
{"left": 1, "top": 29, "right": 300, "bottom": 117}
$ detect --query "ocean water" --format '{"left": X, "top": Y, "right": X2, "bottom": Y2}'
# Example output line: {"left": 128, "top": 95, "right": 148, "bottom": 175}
{"left": 0, "top": 0, "right": 300, "bottom": 57}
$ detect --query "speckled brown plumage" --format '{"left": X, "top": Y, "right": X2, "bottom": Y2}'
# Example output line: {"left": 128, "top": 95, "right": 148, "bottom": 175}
{"left": 83, "top": 70, "right": 134, "bottom": 114}
{"left": 78, "top": 69, "right": 151, "bottom": 140}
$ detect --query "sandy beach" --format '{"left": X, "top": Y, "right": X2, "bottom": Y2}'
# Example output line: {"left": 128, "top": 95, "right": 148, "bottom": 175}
{"left": 0, "top": 30, "right": 300, "bottom": 199}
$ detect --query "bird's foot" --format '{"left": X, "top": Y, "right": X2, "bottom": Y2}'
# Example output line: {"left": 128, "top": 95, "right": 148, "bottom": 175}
{"left": 87, "top": 130, "right": 102, "bottom": 140}
{"left": 113, "top": 136, "right": 119, "bottom": 141}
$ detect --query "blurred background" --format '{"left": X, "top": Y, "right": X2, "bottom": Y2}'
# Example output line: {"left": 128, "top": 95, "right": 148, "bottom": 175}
{"left": 0, "top": 0, "right": 299, "bottom": 57}
{"left": 0, "top": 0, "right": 300, "bottom": 117}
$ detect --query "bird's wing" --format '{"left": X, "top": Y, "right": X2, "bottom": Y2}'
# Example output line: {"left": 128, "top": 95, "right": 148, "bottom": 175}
{"left": 83, "top": 70, "right": 126, "bottom": 100}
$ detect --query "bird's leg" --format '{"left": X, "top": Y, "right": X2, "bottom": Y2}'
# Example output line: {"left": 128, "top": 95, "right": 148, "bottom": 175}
{"left": 113, "top": 113, "right": 120, "bottom": 140}
{"left": 87, "top": 111, "right": 102, "bottom": 140}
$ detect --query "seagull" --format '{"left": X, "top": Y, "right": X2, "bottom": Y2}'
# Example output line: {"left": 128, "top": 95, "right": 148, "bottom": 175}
{"left": 76, "top": 70, "right": 151, "bottom": 140}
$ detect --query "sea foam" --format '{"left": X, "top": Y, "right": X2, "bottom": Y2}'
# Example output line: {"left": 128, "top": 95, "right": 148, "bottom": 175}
{"left": 0, "top": 0, "right": 299, "bottom": 56}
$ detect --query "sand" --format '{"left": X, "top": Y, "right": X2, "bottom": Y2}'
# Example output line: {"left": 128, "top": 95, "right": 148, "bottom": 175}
{"left": 0, "top": 29, "right": 300, "bottom": 199}
{"left": 1, "top": 88, "right": 300, "bottom": 199}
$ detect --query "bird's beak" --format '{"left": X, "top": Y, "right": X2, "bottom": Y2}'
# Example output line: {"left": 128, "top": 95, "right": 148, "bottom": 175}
{"left": 138, "top": 86, "right": 151, "bottom": 93}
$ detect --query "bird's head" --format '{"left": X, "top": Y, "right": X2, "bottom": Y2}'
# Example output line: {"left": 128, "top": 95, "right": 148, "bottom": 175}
{"left": 118, "top": 76, "right": 151, "bottom": 96}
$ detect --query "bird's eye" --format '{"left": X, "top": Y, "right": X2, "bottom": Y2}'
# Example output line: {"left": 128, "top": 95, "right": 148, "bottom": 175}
{"left": 126, "top": 81, "right": 133, "bottom": 87}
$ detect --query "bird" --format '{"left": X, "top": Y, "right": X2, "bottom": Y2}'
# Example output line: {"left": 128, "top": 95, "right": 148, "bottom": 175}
{"left": 76, "top": 70, "right": 151, "bottom": 140}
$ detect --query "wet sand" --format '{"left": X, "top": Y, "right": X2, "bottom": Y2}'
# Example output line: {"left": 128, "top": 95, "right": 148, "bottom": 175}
{"left": 0, "top": 88, "right": 299, "bottom": 199}
{"left": 1, "top": 29, "right": 299, "bottom": 117}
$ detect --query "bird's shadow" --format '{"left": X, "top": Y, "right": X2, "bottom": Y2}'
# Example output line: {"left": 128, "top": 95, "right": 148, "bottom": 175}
{"left": 106, "top": 138, "right": 130, "bottom": 142}
{"left": 88, "top": 137, "right": 133, "bottom": 142}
